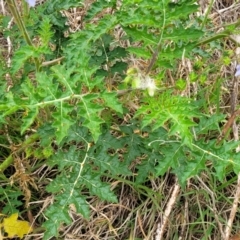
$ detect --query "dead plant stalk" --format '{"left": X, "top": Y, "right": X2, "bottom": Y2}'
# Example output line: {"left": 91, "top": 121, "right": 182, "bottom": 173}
{"left": 155, "top": 180, "right": 180, "bottom": 240}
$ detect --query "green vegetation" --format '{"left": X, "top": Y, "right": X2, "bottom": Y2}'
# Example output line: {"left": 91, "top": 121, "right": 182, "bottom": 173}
{"left": 1, "top": 0, "right": 240, "bottom": 239}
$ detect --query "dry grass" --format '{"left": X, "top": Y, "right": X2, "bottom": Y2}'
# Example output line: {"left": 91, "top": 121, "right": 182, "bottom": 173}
{"left": 1, "top": 0, "right": 240, "bottom": 239}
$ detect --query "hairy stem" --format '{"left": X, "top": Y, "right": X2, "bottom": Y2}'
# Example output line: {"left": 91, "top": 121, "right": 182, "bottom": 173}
{"left": 7, "top": 0, "right": 40, "bottom": 71}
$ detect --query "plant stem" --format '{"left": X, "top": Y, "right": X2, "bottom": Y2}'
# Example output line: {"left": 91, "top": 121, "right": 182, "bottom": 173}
{"left": 197, "top": 19, "right": 240, "bottom": 47}
{"left": 0, "top": 133, "right": 39, "bottom": 174}
{"left": 8, "top": 0, "right": 32, "bottom": 46}
{"left": 201, "top": 0, "right": 215, "bottom": 29}
{"left": 145, "top": 5, "right": 166, "bottom": 75}
{"left": 0, "top": 155, "right": 14, "bottom": 173}
{"left": 7, "top": 0, "right": 40, "bottom": 71}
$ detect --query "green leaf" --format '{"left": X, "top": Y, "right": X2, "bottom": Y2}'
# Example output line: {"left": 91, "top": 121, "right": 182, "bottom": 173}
{"left": 51, "top": 64, "right": 75, "bottom": 94}
{"left": 169, "top": 118, "right": 196, "bottom": 146}
{"left": 195, "top": 114, "right": 225, "bottom": 134}
{"left": 12, "top": 46, "right": 35, "bottom": 74}
{"left": 0, "top": 186, "right": 23, "bottom": 215}
{"left": 65, "top": 123, "right": 93, "bottom": 144}
{"left": 46, "top": 173, "right": 70, "bottom": 193}
{"left": 37, "top": 17, "right": 53, "bottom": 46}
{"left": 68, "top": 193, "right": 90, "bottom": 219}
{"left": 127, "top": 47, "right": 152, "bottom": 59}
{"left": 166, "top": 1, "right": 199, "bottom": 21}
{"left": 163, "top": 27, "right": 203, "bottom": 41}
{"left": 45, "top": 0, "right": 83, "bottom": 11}
{"left": 135, "top": 92, "right": 200, "bottom": 146}
{"left": 52, "top": 102, "right": 75, "bottom": 144}
{"left": 202, "top": 140, "right": 240, "bottom": 182}
{"left": 78, "top": 95, "right": 104, "bottom": 142}
{"left": 0, "top": 92, "right": 23, "bottom": 116}
{"left": 123, "top": 27, "right": 157, "bottom": 45}
{"left": 86, "top": 15, "right": 118, "bottom": 42}
{"left": 42, "top": 220, "right": 59, "bottom": 240}
{"left": 109, "top": 61, "right": 128, "bottom": 75}
{"left": 173, "top": 150, "right": 206, "bottom": 187}
{"left": 47, "top": 146, "right": 87, "bottom": 170}
{"left": 135, "top": 159, "right": 156, "bottom": 185}
{"left": 102, "top": 92, "right": 123, "bottom": 114}
{"left": 43, "top": 205, "right": 71, "bottom": 240}
{"left": 92, "top": 131, "right": 131, "bottom": 176}
{"left": 158, "top": 42, "right": 197, "bottom": 61}
{"left": 155, "top": 142, "right": 182, "bottom": 176}
{"left": 21, "top": 107, "right": 39, "bottom": 134}
{"left": 119, "top": 8, "right": 160, "bottom": 27}
{"left": 54, "top": 190, "right": 90, "bottom": 220}
{"left": 85, "top": 0, "right": 116, "bottom": 20}
{"left": 120, "top": 125, "right": 147, "bottom": 167}
{"left": 20, "top": 78, "right": 37, "bottom": 102}
{"left": 108, "top": 47, "right": 127, "bottom": 61}
{"left": 83, "top": 173, "right": 118, "bottom": 202}
{"left": 176, "top": 79, "right": 187, "bottom": 90}
{"left": 38, "top": 123, "right": 56, "bottom": 147}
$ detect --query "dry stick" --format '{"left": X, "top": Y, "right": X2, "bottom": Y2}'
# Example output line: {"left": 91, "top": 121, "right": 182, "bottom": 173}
{"left": 217, "top": 109, "right": 240, "bottom": 144}
{"left": 3, "top": 1, "right": 14, "bottom": 91}
{"left": 178, "top": 180, "right": 190, "bottom": 240}
{"left": 217, "top": 73, "right": 240, "bottom": 144}
{"left": 225, "top": 176, "right": 240, "bottom": 240}
{"left": 155, "top": 179, "right": 180, "bottom": 240}
{"left": 41, "top": 57, "right": 65, "bottom": 67}
{"left": 231, "top": 71, "right": 240, "bottom": 144}
{"left": 224, "top": 72, "right": 240, "bottom": 240}
{"left": 137, "top": 211, "right": 147, "bottom": 239}
{"left": 145, "top": 43, "right": 162, "bottom": 75}
{"left": 1, "top": 0, "right": 13, "bottom": 68}
{"left": 217, "top": 68, "right": 240, "bottom": 144}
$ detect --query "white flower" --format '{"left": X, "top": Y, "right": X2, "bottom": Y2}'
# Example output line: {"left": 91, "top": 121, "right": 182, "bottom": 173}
{"left": 235, "top": 65, "right": 240, "bottom": 77}
{"left": 146, "top": 77, "right": 157, "bottom": 97}
{"left": 140, "top": 75, "right": 156, "bottom": 96}
{"left": 125, "top": 67, "right": 157, "bottom": 96}
{"left": 26, "top": 0, "right": 36, "bottom": 7}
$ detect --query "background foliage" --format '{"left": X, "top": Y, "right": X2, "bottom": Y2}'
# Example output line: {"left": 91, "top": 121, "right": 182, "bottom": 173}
{"left": 0, "top": 0, "right": 240, "bottom": 239}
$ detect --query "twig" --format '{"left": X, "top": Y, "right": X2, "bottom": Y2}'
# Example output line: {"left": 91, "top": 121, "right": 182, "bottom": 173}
{"left": 41, "top": 57, "right": 65, "bottom": 67}
{"left": 137, "top": 210, "right": 147, "bottom": 239}
{"left": 225, "top": 175, "right": 240, "bottom": 240}
{"left": 155, "top": 179, "right": 180, "bottom": 240}
{"left": 217, "top": 71, "right": 240, "bottom": 145}
{"left": 217, "top": 109, "right": 240, "bottom": 144}
{"left": 178, "top": 180, "right": 190, "bottom": 240}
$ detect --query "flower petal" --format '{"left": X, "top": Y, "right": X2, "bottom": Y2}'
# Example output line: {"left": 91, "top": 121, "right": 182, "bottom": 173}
{"left": 26, "top": 0, "right": 36, "bottom": 7}
{"left": 235, "top": 65, "right": 240, "bottom": 77}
